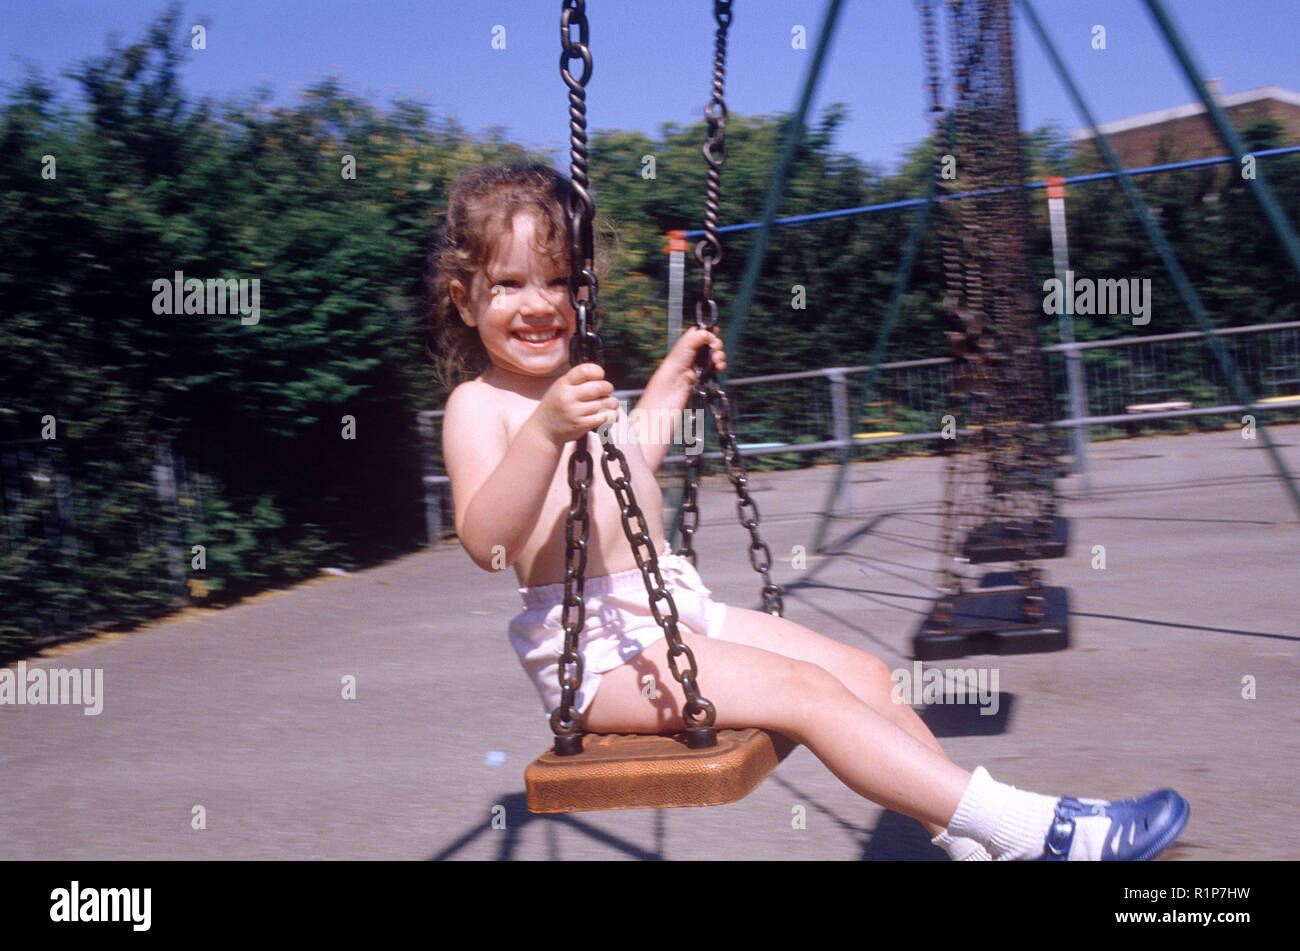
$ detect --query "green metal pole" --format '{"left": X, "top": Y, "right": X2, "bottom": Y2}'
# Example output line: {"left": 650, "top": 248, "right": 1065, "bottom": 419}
{"left": 1018, "top": 0, "right": 1300, "bottom": 521}
{"left": 672, "top": 1, "right": 844, "bottom": 550}
{"left": 812, "top": 161, "right": 943, "bottom": 552}
{"left": 722, "top": 0, "right": 845, "bottom": 371}
{"left": 1141, "top": 0, "right": 1300, "bottom": 279}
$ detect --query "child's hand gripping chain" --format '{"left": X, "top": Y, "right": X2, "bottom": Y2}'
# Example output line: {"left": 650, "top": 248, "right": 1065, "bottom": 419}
{"left": 533, "top": 362, "right": 618, "bottom": 448}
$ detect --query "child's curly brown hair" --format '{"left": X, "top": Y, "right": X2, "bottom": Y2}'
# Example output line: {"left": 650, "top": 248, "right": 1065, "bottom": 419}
{"left": 426, "top": 164, "right": 581, "bottom": 389}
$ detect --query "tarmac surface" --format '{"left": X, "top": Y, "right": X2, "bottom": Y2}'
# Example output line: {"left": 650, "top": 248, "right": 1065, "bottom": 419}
{"left": 3, "top": 427, "right": 1297, "bottom": 860}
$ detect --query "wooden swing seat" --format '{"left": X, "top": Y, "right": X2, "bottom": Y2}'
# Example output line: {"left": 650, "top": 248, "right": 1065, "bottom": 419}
{"left": 525, "top": 728, "right": 797, "bottom": 814}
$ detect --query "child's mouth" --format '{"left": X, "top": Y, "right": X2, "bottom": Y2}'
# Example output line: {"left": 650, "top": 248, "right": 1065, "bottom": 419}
{"left": 513, "top": 328, "right": 564, "bottom": 346}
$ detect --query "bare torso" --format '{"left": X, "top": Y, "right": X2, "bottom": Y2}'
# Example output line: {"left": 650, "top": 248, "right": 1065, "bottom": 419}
{"left": 452, "top": 375, "right": 667, "bottom": 588}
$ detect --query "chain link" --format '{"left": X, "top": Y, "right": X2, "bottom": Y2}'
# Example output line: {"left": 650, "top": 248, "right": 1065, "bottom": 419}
{"left": 673, "top": 1, "right": 785, "bottom": 618}
{"left": 700, "top": 378, "right": 785, "bottom": 615}
{"left": 694, "top": 0, "right": 731, "bottom": 295}
{"left": 552, "top": 432, "right": 592, "bottom": 741}
{"left": 598, "top": 445, "right": 716, "bottom": 729}
{"left": 552, "top": 0, "right": 716, "bottom": 749}
{"left": 678, "top": 1, "right": 733, "bottom": 569}
{"left": 918, "top": 0, "right": 943, "bottom": 117}
{"left": 553, "top": 0, "right": 598, "bottom": 746}
{"left": 560, "top": 0, "right": 597, "bottom": 319}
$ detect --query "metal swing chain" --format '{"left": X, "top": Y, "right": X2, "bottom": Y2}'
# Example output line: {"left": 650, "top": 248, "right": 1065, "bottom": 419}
{"left": 937, "top": 1, "right": 1000, "bottom": 609}
{"left": 552, "top": 0, "right": 717, "bottom": 753}
{"left": 701, "top": 382, "right": 785, "bottom": 615}
{"left": 677, "top": 0, "right": 731, "bottom": 569}
{"left": 552, "top": 0, "right": 600, "bottom": 752}
{"left": 694, "top": 0, "right": 732, "bottom": 313}
{"left": 921, "top": 0, "right": 962, "bottom": 620}
{"left": 930, "top": 1, "right": 1055, "bottom": 626}
{"left": 928, "top": 0, "right": 984, "bottom": 611}
{"left": 676, "top": 0, "right": 784, "bottom": 618}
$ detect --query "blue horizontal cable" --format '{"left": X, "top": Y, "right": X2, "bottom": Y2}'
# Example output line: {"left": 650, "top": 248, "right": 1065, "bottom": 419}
{"left": 681, "top": 144, "right": 1300, "bottom": 238}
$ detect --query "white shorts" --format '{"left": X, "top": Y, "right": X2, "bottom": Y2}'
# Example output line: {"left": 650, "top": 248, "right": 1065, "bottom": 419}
{"left": 508, "top": 552, "right": 728, "bottom": 717}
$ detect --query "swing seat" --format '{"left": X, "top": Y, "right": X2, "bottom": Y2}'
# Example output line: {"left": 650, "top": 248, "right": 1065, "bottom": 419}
{"left": 913, "top": 586, "right": 1070, "bottom": 661}
{"left": 962, "top": 514, "right": 1069, "bottom": 562}
{"left": 525, "top": 728, "right": 797, "bottom": 813}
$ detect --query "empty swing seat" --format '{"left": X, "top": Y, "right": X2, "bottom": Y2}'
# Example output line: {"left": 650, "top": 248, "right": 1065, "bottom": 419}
{"left": 962, "top": 514, "right": 1070, "bottom": 562}
{"left": 525, "top": 728, "right": 797, "bottom": 814}
{"left": 913, "top": 586, "right": 1070, "bottom": 661}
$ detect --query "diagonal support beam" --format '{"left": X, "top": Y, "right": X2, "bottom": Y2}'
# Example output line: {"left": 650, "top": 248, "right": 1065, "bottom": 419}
{"left": 1141, "top": 0, "right": 1300, "bottom": 281}
{"left": 1018, "top": 0, "right": 1300, "bottom": 522}
{"left": 722, "top": 0, "right": 845, "bottom": 370}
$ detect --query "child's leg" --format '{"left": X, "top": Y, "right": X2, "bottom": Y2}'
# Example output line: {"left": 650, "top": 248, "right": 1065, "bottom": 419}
{"left": 584, "top": 631, "right": 972, "bottom": 831}
{"left": 709, "top": 606, "right": 955, "bottom": 837}
{"left": 713, "top": 606, "right": 951, "bottom": 765}
{"left": 585, "top": 626, "right": 1190, "bottom": 861}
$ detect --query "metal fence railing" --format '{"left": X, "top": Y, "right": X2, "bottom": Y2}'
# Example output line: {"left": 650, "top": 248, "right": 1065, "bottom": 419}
{"left": 10, "top": 320, "right": 1295, "bottom": 646}
{"left": 418, "top": 320, "right": 1300, "bottom": 541}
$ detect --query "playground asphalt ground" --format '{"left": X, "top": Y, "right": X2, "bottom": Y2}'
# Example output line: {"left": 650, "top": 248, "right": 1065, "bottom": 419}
{"left": 3, "top": 426, "right": 1297, "bottom": 862}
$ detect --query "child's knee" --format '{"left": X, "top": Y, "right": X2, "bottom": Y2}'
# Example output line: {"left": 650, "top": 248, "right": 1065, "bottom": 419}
{"left": 781, "top": 656, "right": 846, "bottom": 704}
{"left": 859, "top": 651, "right": 896, "bottom": 688}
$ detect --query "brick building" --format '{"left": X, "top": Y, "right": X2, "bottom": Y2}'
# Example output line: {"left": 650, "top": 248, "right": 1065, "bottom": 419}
{"left": 1071, "top": 82, "right": 1300, "bottom": 169}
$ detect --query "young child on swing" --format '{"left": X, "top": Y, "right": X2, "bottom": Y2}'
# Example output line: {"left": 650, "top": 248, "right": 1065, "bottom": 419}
{"left": 430, "top": 163, "right": 1189, "bottom": 861}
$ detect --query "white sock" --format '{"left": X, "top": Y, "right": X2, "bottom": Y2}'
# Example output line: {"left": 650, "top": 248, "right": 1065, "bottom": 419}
{"left": 946, "top": 765, "right": 1061, "bottom": 861}
{"left": 931, "top": 829, "right": 991, "bottom": 861}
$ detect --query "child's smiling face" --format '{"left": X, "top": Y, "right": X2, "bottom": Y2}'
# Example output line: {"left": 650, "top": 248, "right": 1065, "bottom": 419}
{"left": 450, "top": 212, "right": 574, "bottom": 381}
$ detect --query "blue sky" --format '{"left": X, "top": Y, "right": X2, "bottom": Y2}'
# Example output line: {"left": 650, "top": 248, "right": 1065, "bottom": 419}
{"left": 3, "top": 1, "right": 1297, "bottom": 173}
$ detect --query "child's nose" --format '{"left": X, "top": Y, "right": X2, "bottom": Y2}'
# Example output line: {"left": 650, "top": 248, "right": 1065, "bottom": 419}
{"left": 520, "top": 282, "right": 558, "bottom": 315}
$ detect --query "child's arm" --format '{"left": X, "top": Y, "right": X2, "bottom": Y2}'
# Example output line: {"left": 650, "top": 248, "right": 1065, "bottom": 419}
{"left": 442, "top": 365, "right": 618, "bottom": 571}
{"left": 631, "top": 326, "right": 725, "bottom": 472}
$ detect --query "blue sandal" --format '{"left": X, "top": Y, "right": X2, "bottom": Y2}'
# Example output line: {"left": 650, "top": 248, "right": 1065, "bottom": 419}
{"left": 1038, "top": 789, "right": 1190, "bottom": 860}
